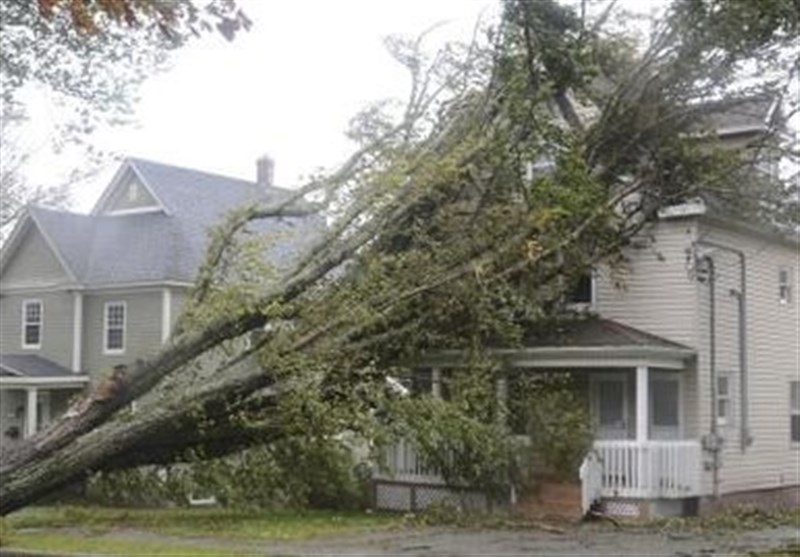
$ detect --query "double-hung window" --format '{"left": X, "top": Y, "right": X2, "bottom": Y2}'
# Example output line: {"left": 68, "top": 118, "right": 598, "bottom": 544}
{"left": 791, "top": 381, "right": 800, "bottom": 445}
{"left": 104, "top": 302, "right": 126, "bottom": 354}
{"left": 22, "top": 300, "right": 42, "bottom": 349}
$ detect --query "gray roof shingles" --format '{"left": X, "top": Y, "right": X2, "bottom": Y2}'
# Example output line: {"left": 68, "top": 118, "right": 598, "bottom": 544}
{"left": 26, "top": 158, "right": 324, "bottom": 287}
{"left": 0, "top": 354, "right": 83, "bottom": 378}
{"left": 522, "top": 317, "right": 692, "bottom": 351}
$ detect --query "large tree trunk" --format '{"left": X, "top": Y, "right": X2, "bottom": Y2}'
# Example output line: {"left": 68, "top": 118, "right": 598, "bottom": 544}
{"left": 0, "top": 355, "right": 274, "bottom": 514}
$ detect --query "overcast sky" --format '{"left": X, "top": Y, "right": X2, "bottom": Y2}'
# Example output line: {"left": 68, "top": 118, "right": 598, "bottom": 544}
{"left": 24, "top": 0, "right": 501, "bottom": 211}
{"left": 19, "top": 0, "right": 669, "bottom": 212}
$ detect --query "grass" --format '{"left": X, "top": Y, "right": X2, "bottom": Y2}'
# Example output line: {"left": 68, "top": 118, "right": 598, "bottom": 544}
{"left": 1, "top": 505, "right": 403, "bottom": 554}
{"left": 646, "top": 506, "right": 800, "bottom": 534}
{"left": 1, "top": 532, "right": 251, "bottom": 556}
{"left": 748, "top": 545, "right": 800, "bottom": 557}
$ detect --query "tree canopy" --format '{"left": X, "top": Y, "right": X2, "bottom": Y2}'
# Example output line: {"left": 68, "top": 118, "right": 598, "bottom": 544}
{"left": 1, "top": 0, "right": 797, "bottom": 514}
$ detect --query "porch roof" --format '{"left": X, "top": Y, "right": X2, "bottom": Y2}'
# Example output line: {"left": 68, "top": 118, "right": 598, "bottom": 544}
{"left": 420, "top": 318, "right": 695, "bottom": 370}
{"left": 0, "top": 354, "right": 89, "bottom": 387}
{"left": 520, "top": 317, "right": 691, "bottom": 350}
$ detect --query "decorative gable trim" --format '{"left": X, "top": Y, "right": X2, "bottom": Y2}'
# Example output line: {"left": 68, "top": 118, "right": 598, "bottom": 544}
{"left": 0, "top": 212, "right": 32, "bottom": 274}
{"left": 91, "top": 159, "right": 171, "bottom": 216}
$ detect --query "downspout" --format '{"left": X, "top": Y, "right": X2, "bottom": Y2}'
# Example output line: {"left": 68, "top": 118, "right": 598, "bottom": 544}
{"left": 703, "top": 255, "right": 720, "bottom": 499}
{"left": 697, "top": 240, "right": 750, "bottom": 452}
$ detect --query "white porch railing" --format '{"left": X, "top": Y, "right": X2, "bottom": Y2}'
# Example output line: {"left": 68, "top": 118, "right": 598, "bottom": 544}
{"left": 589, "top": 440, "right": 702, "bottom": 499}
{"left": 375, "top": 439, "right": 446, "bottom": 485}
{"left": 377, "top": 438, "right": 702, "bottom": 503}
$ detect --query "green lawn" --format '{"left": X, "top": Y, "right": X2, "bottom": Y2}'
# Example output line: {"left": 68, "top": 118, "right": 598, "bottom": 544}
{"left": 1, "top": 505, "right": 403, "bottom": 554}
{"left": 749, "top": 546, "right": 800, "bottom": 557}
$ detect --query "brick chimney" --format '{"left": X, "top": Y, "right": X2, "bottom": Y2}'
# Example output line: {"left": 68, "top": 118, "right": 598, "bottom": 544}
{"left": 256, "top": 154, "right": 274, "bottom": 188}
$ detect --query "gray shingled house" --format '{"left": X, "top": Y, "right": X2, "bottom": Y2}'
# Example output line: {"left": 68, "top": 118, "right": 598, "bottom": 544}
{"left": 0, "top": 156, "right": 320, "bottom": 450}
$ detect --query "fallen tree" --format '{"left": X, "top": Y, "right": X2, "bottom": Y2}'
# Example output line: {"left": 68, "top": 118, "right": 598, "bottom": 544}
{"left": 1, "top": 0, "right": 797, "bottom": 514}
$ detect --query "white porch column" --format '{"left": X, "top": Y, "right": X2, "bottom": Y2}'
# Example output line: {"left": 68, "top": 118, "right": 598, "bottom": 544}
{"left": 71, "top": 292, "right": 83, "bottom": 372}
{"left": 25, "top": 387, "right": 38, "bottom": 438}
{"left": 636, "top": 365, "right": 650, "bottom": 494}
{"left": 431, "top": 368, "right": 442, "bottom": 399}
{"left": 636, "top": 365, "right": 649, "bottom": 442}
{"left": 161, "top": 288, "right": 172, "bottom": 345}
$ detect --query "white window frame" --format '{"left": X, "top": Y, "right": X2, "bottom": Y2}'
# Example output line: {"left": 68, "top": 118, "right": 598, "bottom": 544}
{"left": 716, "top": 374, "right": 731, "bottom": 427}
{"left": 103, "top": 301, "right": 127, "bottom": 355}
{"left": 791, "top": 381, "right": 800, "bottom": 446}
{"left": 779, "top": 267, "right": 793, "bottom": 305}
{"left": 21, "top": 299, "right": 43, "bottom": 349}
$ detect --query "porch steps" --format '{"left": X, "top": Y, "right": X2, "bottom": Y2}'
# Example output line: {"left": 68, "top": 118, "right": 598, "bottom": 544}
{"left": 515, "top": 481, "right": 583, "bottom": 521}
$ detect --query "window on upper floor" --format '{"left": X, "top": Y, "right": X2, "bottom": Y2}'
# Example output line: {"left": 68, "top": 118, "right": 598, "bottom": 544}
{"left": 716, "top": 375, "right": 731, "bottom": 427}
{"left": 104, "top": 302, "right": 126, "bottom": 354}
{"left": 779, "top": 267, "right": 792, "bottom": 304}
{"left": 21, "top": 300, "right": 42, "bottom": 349}
{"left": 791, "top": 381, "right": 800, "bottom": 445}
{"left": 567, "top": 271, "right": 594, "bottom": 306}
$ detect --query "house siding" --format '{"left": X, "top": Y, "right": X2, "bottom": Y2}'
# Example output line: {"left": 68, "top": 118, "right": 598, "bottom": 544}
{"left": 695, "top": 222, "right": 800, "bottom": 496}
{"left": 82, "top": 290, "right": 163, "bottom": 378}
{"left": 0, "top": 291, "right": 75, "bottom": 370}
{"left": 594, "top": 219, "right": 701, "bottom": 442}
{"left": 1, "top": 227, "right": 71, "bottom": 287}
{"left": 595, "top": 219, "right": 699, "bottom": 347}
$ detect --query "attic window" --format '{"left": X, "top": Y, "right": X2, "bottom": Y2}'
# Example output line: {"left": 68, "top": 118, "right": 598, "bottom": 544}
{"left": 127, "top": 181, "right": 140, "bottom": 202}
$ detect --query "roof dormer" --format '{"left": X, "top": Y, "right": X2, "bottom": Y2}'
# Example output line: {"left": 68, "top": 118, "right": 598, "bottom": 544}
{"left": 92, "top": 160, "right": 168, "bottom": 216}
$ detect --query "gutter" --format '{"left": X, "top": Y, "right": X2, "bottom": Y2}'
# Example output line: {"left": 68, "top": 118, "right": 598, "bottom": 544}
{"left": 0, "top": 375, "right": 90, "bottom": 388}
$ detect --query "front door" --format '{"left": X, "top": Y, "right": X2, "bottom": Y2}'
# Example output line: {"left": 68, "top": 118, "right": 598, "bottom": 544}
{"left": 593, "top": 375, "right": 628, "bottom": 439}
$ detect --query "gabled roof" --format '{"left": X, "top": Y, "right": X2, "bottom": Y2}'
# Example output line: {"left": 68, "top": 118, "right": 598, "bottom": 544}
{"left": 2, "top": 158, "right": 324, "bottom": 288}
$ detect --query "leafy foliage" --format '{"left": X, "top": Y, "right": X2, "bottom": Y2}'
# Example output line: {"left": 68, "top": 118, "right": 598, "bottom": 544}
{"left": 2, "top": 0, "right": 798, "bottom": 513}
{"left": 84, "top": 438, "right": 367, "bottom": 510}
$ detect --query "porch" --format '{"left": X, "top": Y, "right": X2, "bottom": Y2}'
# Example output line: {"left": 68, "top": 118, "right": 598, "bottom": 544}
{"left": 377, "top": 437, "right": 702, "bottom": 501}
{"left": 0, "top": 354, "right": 89, "bottom": 451}
{"left": 373, "top": 318, "right": 704, "bottom": 514}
